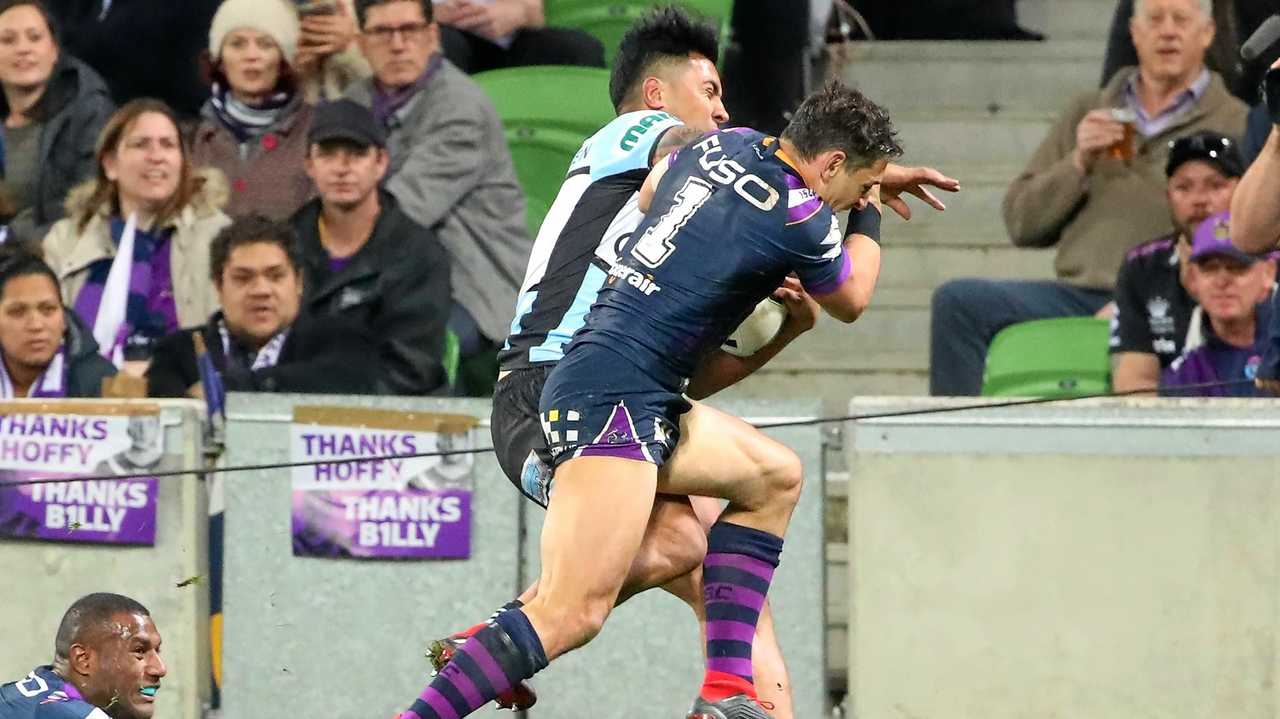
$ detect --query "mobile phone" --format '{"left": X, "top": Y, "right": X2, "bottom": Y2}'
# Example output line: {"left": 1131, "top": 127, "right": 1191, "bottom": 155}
{"left": 298, "top": 0, "right": 339, "bottom": 17}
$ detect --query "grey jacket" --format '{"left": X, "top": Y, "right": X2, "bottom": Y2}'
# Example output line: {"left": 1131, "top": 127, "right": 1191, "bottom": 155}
{"left": 347, "top": 58, "right": 530, "bottom": 343}
{"left": 4, "top": 56, "right": 114, "bottom": 243}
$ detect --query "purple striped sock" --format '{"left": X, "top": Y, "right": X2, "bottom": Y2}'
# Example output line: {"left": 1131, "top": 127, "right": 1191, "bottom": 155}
{"left": 402, "top": 613, "right": 544, "bottom": 719}
{"left": 702, "top": 522, "right": 783, "bottom": 686}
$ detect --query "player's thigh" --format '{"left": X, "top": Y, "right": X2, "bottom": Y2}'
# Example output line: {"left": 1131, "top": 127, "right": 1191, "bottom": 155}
{"left": 534, "top": 455, "right": 659, "bottom": 611}
{"left": 658, "top": 400, "right": 801, "bottom": 503}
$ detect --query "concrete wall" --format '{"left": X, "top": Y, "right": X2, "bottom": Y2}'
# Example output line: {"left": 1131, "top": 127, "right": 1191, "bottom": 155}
{"left": 845, "top": 398, "right": 1280, "bottom": 718}
{"left": 0, "top": 400, "right": 209, "bottom": 719}
{"left": 219, "top": 394, "right": 829, "bottom": 719}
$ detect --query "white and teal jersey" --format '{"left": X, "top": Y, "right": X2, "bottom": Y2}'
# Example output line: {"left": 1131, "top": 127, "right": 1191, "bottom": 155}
{"left": 498, "top": 110, "right": 684, "bottom": 370}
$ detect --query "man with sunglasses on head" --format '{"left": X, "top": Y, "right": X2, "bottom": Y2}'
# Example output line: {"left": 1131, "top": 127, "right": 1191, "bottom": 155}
{"left": 348, "top": 0, "right": 530, "bottom": 395}
{"left": 1110, "top": 130, "right": 1243, "bottom": 391}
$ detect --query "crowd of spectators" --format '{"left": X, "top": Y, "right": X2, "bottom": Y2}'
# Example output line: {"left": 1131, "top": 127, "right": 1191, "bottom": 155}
{"left": 0, "top": 0, "right": 603, "bottom": 403}
{"left": 930, "top": 0, "right": 1280, "bottom": 398}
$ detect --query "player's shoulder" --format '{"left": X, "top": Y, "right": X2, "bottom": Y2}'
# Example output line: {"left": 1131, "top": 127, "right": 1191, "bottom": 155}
{"left": 1, "top": 669, "right": 107, "bottom": 719}
{"left": 31, "top": 698, "right": 109, "bottom": 719}
{"left": 584, "top": 110, "right": 683, "bottom": 178}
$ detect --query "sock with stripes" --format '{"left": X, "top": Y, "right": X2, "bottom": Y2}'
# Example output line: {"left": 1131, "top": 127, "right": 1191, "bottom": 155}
{"left": 456, "top": 599, "right": 525, "bottom": 639}
{"left": 402, "top": 609, "right": 547, "bottom": 719}
{"left": 699, "top": 521, "right": 783, "bottom": 702}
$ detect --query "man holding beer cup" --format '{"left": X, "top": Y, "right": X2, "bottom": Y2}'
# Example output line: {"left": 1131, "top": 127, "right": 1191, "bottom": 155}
{"left": 929, "top": 0, "right": 1247, "bottom": 396}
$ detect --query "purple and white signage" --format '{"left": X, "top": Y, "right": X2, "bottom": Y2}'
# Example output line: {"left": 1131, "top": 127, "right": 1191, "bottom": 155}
{"left": 290, "top": 408, "right": 476, "bottom": 559}
{"left": 0, "top": 412, "right": 167, "bottom": 545}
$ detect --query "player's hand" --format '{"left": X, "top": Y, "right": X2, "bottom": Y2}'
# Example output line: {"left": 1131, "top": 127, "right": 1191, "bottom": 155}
{"left": 774, "top": 276, "right": 820, "bottom": 336}
{"left": 1073, "top": 109, "right": 1126, "bottom": 174}
{"left": 879, "top": 164, "right": 960, "bottom": 221}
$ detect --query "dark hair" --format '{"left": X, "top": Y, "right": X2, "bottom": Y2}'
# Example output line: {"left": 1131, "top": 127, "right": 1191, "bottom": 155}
{"left": 0, "top": 243, "right": 59, "bottom": 298}
{"left": 78, "top": 99, "right": 197, "bottom": 233}
{"left": 609, "top": 5, "right": 719, "bottom": 111}
{"left": 781, "top": 81, "right": 903, "bottom": 169}
{"left": 0, "top": 0, "right": 65, "bottom": 123}
{"left": 209, "top": 214, "right": 303, "bottom": 283}
{"left": 54, "top": 593, "right": 151, "bottom": 661}
{"left": 353, "top": 0, "right": 433, "bottom": 27}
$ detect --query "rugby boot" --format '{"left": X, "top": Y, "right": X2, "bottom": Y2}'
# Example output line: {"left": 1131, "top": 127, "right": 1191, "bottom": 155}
{"left": 427, "top": 631, "right": 537, "bottom": 710}
{"left": 687, "top": 694, "right": 774, "bottom": 719}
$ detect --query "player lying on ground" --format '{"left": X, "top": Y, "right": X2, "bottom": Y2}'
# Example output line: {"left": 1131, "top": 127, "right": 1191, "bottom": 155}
{"left": 400, "top": 81, "right": 904, "bottom": 719}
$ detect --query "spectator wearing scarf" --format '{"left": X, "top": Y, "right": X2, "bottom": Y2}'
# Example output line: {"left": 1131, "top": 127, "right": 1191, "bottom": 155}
{"left": 42, "top": 99, "right": 231, "bottom": 375}
{"left": 0, "top": 246, "right": 115, "bottom": 398}
{"left": 146, "top": 215, "right": 382, "bottom": 400}
{"left": 191, "top": 0, "right": 316, "bottom": 221}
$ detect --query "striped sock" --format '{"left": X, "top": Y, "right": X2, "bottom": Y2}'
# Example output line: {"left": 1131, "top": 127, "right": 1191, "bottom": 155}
{"left": 403, "top": 610, "right": 547, "bottom": 719}
{"left": 700, "top": 521, "right": 783, "bottom": 702}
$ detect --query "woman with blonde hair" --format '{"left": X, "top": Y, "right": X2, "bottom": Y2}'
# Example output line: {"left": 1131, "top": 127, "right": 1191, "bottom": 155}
{"left": 43, "top": 98, "right": 230, "bottom": 375}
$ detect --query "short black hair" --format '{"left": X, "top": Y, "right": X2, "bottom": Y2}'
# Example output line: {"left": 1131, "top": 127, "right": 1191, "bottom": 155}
{"left": 54, "top": 593, "right": 151, "bottom": 661}
{"left": 609, "top": 5, "right": 719, "bottom": 111}
{"left": 353, "top": 0, "right": 432, "bottom": 27}
{"left": 209, "top": 215, "right": 303, "bottom": 284}
{"left": 0, "top": 244, "right": 59, "bottom": 299}
{"left": 781, "top": 81, "right": 903, "bottom": 169}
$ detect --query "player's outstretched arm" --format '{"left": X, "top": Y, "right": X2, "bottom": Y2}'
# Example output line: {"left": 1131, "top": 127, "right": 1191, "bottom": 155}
{"left": 686, "top": 278, "right": 819, "bottom": 400}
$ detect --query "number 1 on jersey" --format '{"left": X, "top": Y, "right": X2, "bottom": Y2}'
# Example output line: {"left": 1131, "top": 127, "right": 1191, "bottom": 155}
{"left": 631, "top": 177, "right": 714, "bottom": 268}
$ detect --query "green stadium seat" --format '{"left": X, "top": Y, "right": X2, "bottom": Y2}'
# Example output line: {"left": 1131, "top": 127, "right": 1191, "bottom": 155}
{"left": 545, "top": 0, "right": 733, "bottom": 67}
{"left": 980, "top": 317, "right": 1112, "bottom": 398}
{"left": 473, "top": 66, "right": 614, "bottom": 237}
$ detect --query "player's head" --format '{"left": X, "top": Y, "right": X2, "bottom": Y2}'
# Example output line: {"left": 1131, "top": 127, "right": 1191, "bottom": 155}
{"left": 609, "top": 6, "right": 726, "bottom": 131}
{"left": 780, "top": 82, "right": 902, "bottom": 212}
{"left": 53, "top": 593, "right": 166, "bottom": 718}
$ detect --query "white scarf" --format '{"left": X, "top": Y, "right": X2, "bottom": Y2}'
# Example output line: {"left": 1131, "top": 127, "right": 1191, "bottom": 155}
{"left": 0, "top": 349, "right": 66, "bottom": 398}
{"left": 92, "top": 213, "right": 137, "bottom": 367}
{"left": 218, "top": 320, "right": 289, "bottom": 371}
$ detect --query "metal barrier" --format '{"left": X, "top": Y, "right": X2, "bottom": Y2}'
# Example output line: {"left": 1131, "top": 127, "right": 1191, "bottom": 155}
{"left": 844, "top": 397, "right": 1280, "bottom": 719}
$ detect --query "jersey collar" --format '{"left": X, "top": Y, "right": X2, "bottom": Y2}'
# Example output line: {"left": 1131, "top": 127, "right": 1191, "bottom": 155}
{"left": 762, "top": 137, "right": 808, "bottom": 183}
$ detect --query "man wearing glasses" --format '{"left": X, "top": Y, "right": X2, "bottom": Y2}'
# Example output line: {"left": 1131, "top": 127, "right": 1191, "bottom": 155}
{"left": 348, "top": 0, "right": 531, "bottom": 395}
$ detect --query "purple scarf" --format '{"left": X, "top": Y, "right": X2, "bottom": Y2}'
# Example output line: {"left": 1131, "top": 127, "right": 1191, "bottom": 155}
{"left": 371, "top": 54, "right": 442, "bottom": 127}
{"left": 0, "top": 347, "right": 67, "bottom": 398}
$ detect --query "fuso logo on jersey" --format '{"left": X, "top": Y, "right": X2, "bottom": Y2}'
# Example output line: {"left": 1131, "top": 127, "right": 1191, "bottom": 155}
{"left": 620, "top": 112, "right": 672, "bottom": 151}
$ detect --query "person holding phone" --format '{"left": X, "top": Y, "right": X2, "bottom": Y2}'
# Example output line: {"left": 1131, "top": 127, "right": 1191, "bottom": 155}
{"left": 432, "top": 0, "right": 603, "bottom": 73}
{"left": 293, "top": 0, "right": 373, "bottom": 101}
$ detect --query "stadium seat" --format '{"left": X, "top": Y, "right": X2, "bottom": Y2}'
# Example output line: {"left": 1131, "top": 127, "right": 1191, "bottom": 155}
{"left": 544, "top": 0, "right": 733, "bottom": 67}
{"left": 980, "top": 317, "right": 1111, "bottom": 398}
{"left": 474, "top": 66, "right": 615, "bottom": 236}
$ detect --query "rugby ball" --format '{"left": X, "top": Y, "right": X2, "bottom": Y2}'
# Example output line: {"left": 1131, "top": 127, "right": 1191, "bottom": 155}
{"left": 722, "top": 298, "right": 787, "bottom": 357}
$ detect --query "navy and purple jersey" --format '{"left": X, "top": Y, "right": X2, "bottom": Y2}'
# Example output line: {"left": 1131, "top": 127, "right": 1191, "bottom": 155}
{"left": 499, "top": 110, "right": 684, "bottom": 371}
{"left": 0, "top": 667, "right": 109, "bottom": 718}
{"left": 565, "top": 128, "right": 849, "bottom": 387}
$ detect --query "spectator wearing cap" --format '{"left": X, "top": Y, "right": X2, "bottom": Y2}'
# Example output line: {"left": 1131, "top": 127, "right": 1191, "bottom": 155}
{"left": 1161, "top": 212, "right": 1276, "bottom": 397}
{"left": 147, "top": 214, "right": 382, "bottom": 399}
{"left": 191, "top": 0, "right": 315, "bottom": 222}
{"left": 433, "top": 0, "right": 603, "bottom": 74}
{"left": 1110, "top": 131, "right": 1242, "bottom": 392}
{"left": 290, "top": 99, "right": 451, "bottom": 395}
{"left": 349, "top": 0, "right": 530, "bottom": 395}
{"left": 929, "top": 0, "right": 1246, "bottom": 396}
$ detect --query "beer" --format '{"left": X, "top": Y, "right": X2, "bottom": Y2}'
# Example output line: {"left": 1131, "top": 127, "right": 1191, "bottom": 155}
{"left": 1108, "top": 108, "right": 1138, "bottom": 163}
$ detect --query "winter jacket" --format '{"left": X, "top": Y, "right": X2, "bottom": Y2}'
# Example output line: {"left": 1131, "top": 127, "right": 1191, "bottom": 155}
{"left": 42, "top": 168, "right": 232, "bottom": 329}
{"left": 2, "top": 56, "right": 114, "bottom": 242}
{"left": 57, "top": 310, "right": 118, "bottom": 397}
{"left": 291, "top": 190, "right": 452, "bottom": 394}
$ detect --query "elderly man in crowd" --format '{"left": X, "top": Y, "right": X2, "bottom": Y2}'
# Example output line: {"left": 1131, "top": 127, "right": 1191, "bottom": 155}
{"left": 348, "top": 0, "right": 529, "bottom": 395}
{"left": 930, "top": 0, "right": 1246, "bottom": 396}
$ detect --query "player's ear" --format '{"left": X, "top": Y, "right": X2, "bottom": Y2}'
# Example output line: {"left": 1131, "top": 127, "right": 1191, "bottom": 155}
{"left": 68, "top": 643, "right": 94, "bottom": 676}
{"left": 823, "top": 151, "right": 847, "bottom": 182}
{"left": 641, "top": 75, "right": 665, "bottom": 110}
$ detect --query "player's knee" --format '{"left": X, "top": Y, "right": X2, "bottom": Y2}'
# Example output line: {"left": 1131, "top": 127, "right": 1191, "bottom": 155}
{"left": 759, "top": 445, "right": 804, "bottom": 510}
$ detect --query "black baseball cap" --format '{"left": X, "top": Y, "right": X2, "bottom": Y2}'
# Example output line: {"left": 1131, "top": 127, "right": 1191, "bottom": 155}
{"left": 1165, "top": 131, "right": 1243, "bottom": 178}
{"left": 308, "top": 99, "right": 387, "bottom": 148}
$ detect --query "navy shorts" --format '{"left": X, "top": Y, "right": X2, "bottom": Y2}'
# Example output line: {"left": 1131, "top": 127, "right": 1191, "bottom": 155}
{"left": 539, "top": 345, "right": 690, "bottom": 469}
